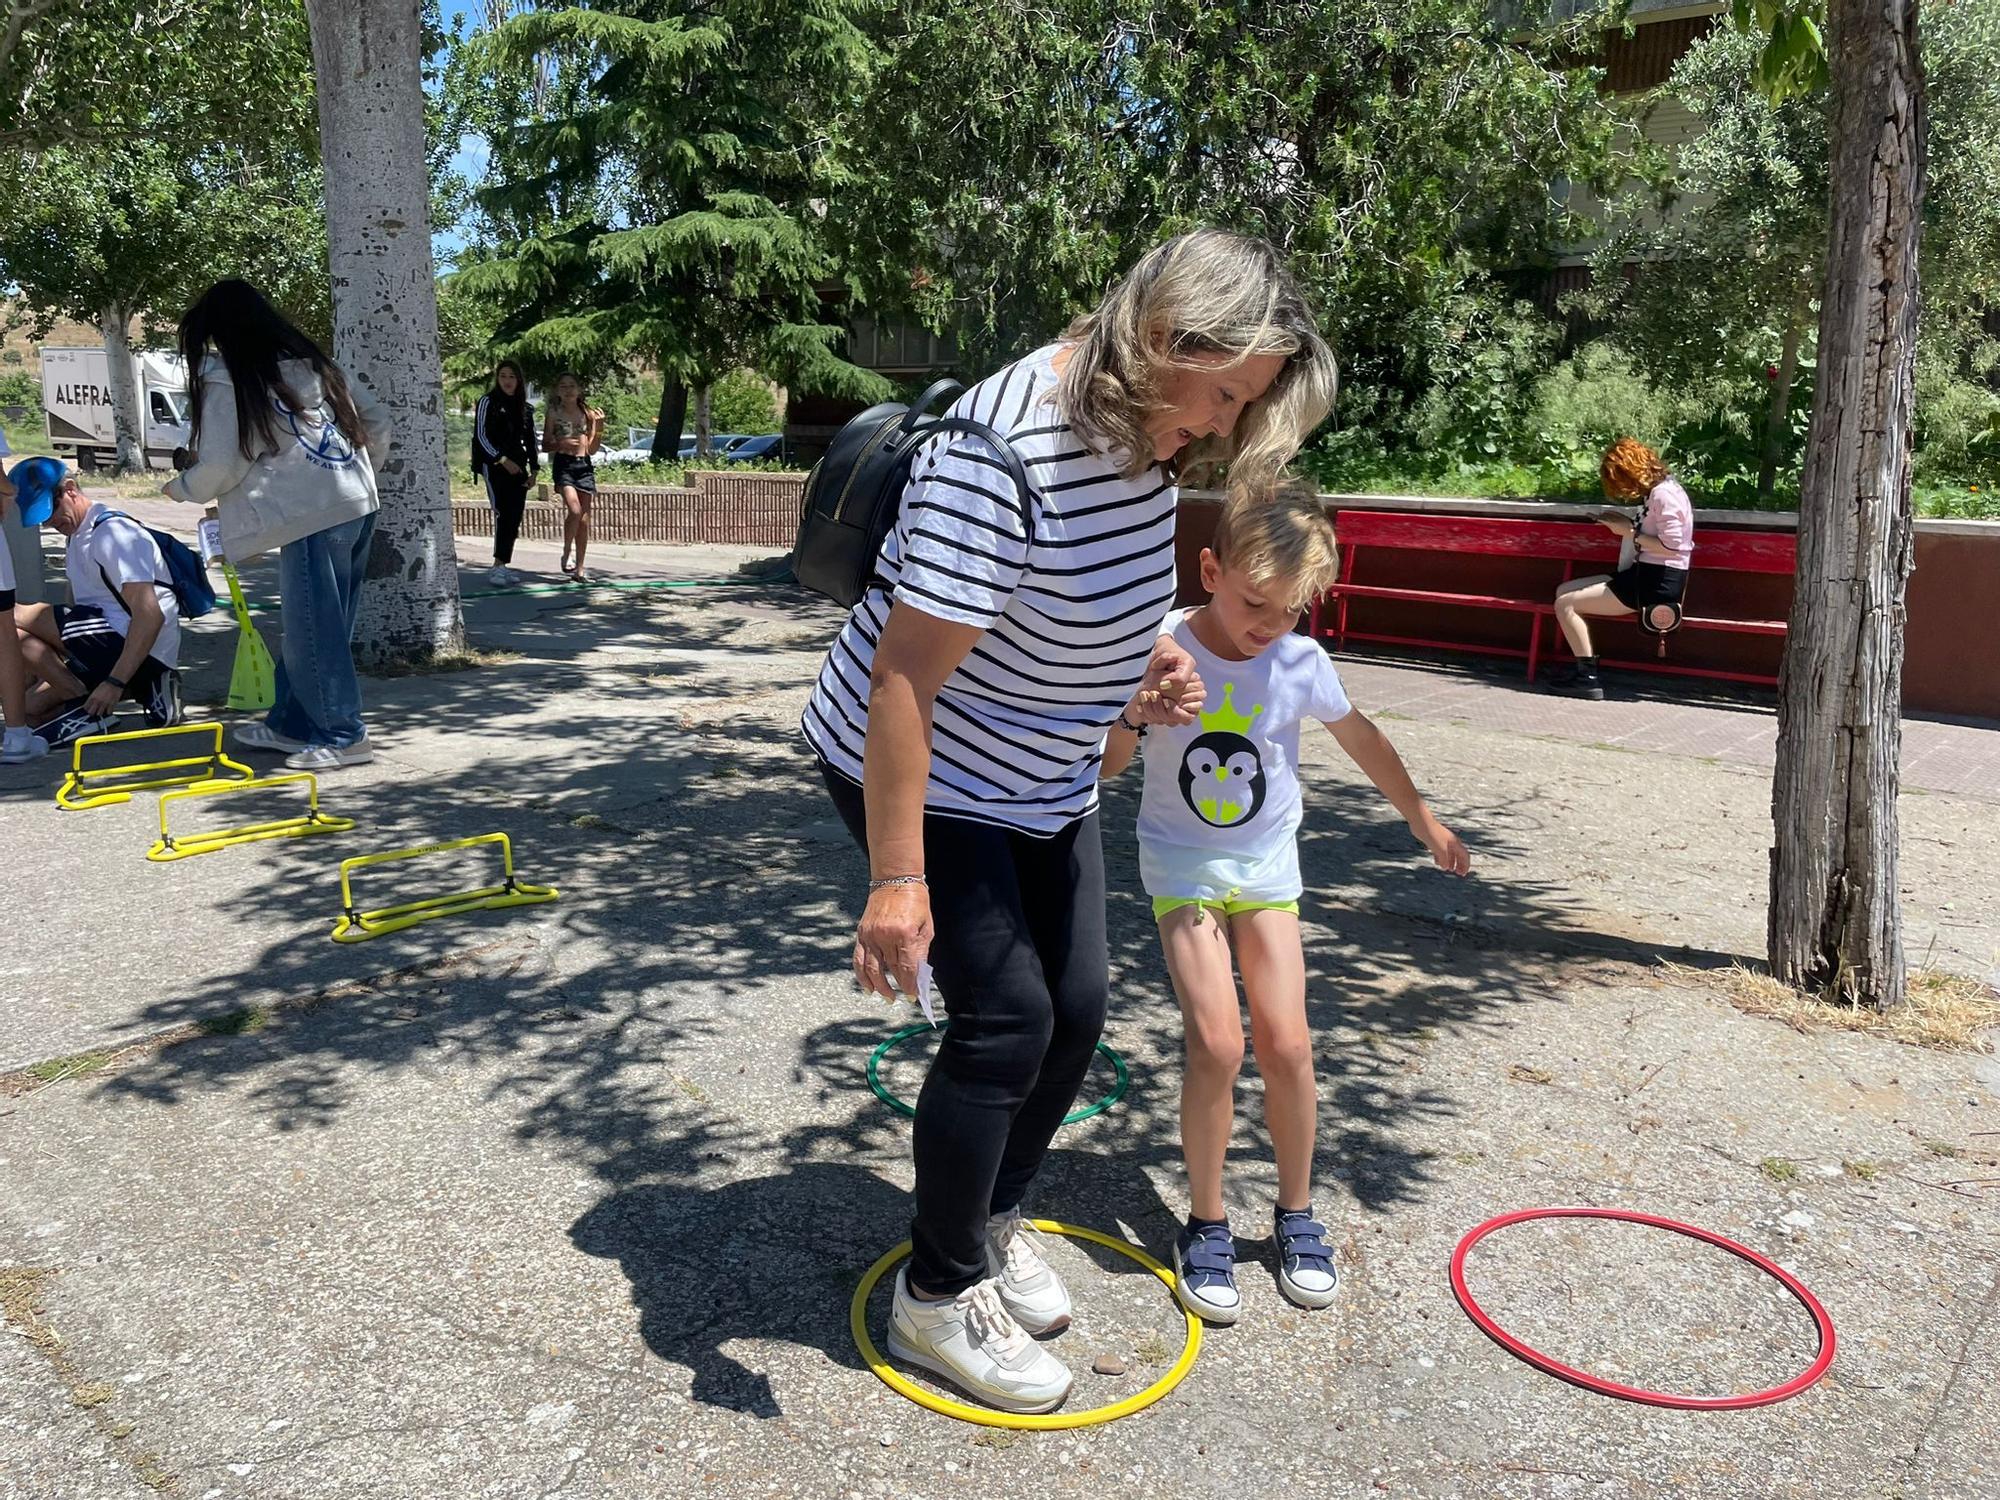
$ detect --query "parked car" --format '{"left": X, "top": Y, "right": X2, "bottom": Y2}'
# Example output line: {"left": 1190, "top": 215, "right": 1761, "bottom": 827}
{"left": 680, "top": 433, "right": 746, "bottom": 462}
{"left": 717, "top": 433, "right": 784, "bottom": 464}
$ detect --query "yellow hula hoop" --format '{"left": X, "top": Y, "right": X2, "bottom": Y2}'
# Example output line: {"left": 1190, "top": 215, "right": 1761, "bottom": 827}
{"left": 849, "top": 1218, "right": 1202, "bottom": 1431}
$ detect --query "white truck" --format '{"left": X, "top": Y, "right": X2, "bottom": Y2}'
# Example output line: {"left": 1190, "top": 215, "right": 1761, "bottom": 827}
{"left": 39, "top": 346, "right": 191, "bottom": 470}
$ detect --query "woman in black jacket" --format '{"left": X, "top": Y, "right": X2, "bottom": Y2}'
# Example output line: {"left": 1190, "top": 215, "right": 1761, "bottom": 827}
{"left": 471, "top": 360, "right": 538, "bottom": 583}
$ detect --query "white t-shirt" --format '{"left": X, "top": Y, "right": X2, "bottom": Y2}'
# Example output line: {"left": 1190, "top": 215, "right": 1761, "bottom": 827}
{"left": 804, "top": 344, "right": 1180, "bottom": 836}
{"left": 64, "top": 505, "right": 181, "bottom": 669}
{"left": 1136, "top": 609, "right": 1353, "bottom": 904}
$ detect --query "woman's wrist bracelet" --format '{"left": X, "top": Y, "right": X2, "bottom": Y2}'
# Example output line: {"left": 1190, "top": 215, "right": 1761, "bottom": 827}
{"left": 868, "top": 874, "right": 927, "bottom": 891}
{"left": 1116, "top": 710, "right": 1145, "bottom": 734}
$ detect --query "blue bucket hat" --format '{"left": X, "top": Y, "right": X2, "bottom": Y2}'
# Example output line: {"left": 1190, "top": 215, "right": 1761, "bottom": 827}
{"left": 9, "top": 456, "right": 68, "bottom": 528}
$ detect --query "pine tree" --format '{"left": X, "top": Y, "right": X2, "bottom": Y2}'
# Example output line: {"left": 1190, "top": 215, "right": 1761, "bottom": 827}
{"left": 452, "top": 0, "right": 889, "bottom": 460}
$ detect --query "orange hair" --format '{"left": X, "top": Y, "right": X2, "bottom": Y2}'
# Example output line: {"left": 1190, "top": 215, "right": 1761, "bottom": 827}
{"left": 1600, "top": 438, "right": 1668, "bottom": 499}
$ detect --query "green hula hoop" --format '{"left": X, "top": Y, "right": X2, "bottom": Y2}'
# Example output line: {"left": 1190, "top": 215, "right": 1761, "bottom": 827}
{"left": 866, "top": 1021, "right": 1130, "bottom": 1124}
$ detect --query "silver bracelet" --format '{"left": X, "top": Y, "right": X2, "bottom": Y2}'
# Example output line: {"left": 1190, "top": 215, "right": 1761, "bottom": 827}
{"left": 868, "top": 874, "right": 927, "bottom": 891}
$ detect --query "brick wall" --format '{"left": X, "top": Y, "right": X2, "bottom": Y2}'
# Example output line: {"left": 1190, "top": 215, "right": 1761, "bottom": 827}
{"left": 453, "top": 469, "right": 807, "bottom": 548}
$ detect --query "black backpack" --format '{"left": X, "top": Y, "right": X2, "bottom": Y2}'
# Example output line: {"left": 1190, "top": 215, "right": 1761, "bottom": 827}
{"left": 793, "top": 378, "right": 1033, "bottom": 608}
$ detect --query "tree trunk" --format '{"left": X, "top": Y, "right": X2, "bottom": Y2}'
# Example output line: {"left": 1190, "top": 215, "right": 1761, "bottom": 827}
{"left": 98, "top": 305, "right": 145, "bottom": 476}
{"left": 693, "top": 383, "right": 712, "bottom": 459}
{"left": 651, "top": 377, "right": 686, "bottom": 463}
{"left": 1757, "top": 286, "right": 1812, "bottom": 498}
{"left": 306, "top": 0, "right": 464, "bottom": 664}
{"left": 1768, "top": 0, "right": 1925, "bottom": 1008}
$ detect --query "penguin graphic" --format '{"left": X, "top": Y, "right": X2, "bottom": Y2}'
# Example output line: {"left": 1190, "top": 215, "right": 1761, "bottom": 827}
{"left": 1178, "top": 683, "right": 1267, "bottom": 828}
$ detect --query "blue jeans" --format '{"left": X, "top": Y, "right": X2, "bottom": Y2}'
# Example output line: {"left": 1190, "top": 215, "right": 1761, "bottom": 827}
{"left": 267, "top": 512, "right": 376, "bottom": 749}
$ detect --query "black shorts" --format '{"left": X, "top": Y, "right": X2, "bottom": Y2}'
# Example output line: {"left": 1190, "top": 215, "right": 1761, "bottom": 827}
{"left": 54, "top": 604, "right": 165, "bottom": 696}
{"left": 550, "top": 454, "right": 597, "bottom": 494}
{"left": 1608, "top": 562, "right": 1688, "bottom": 612}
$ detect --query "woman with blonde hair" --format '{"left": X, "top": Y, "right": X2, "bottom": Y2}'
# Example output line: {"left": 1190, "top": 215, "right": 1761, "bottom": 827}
{"left": 804, "top": 227, "right": 1337, "bottom": 1413}
{"left": 1548, "top": 437, "right": 1696, "bottom": 700}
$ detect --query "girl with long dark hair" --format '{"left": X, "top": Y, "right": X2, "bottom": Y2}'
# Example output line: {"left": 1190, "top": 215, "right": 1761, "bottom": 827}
{"left": 166, "top": 278, "right": 390, "bottom": 769}
{"left": 472, "top": 359, "right": 538, "bottom": 584}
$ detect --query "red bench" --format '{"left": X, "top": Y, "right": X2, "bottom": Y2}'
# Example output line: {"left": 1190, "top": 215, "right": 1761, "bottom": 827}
{"left": 1306, "top": 510, "right": 1798, "bottom": 686}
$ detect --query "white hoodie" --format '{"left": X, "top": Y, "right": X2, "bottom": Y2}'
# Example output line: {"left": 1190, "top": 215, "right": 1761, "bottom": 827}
{"left": 166, "top": 354, "right": 392, "bottom": 562}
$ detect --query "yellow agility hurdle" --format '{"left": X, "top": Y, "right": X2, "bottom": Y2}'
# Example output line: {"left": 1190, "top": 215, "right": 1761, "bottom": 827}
{"left": 56, "top": 721, "right": 256, "bottom": 811}
{"left": 148, "top": 772, "right": 354, "bottom": 862}
{"left": 331, "top": 832, "right": 557, "bottom": 943}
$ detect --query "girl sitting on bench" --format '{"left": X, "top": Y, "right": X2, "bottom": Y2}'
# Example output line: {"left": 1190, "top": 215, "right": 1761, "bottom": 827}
{"left": 1548, "top": 437, "right": 1694, "bottom": 700}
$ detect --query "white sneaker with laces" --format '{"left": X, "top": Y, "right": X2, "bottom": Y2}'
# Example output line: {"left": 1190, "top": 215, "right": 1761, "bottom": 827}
{"left": 488, "top": 565, "right": 516, "bottom": 585}
{"left": 0, "top": 726, "right": 48, "bottom": 763}
{"left": 885, "top": 1270, "right": 1072, "bottom": 1414}
{"left": 285, "top": 737, "right": 374, "bottom": 771}
{"left": 984, "top": 1209, "right": 1073, "bottom": 1335}
{"left": 234, "top": 723, "right": 309, "bottom": 754}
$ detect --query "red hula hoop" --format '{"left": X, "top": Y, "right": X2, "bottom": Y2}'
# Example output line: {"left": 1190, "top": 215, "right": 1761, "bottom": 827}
{"left": 1450, "top": 1206, "right": 1837, "bottom": 1410}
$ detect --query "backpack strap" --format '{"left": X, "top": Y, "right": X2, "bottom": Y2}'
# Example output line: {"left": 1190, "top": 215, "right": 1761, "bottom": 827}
{"left": 917, "top": 417, "right": 1037, "bottom": 540}
{"left": 861, "top": 416, "right": 1037, "bottom": 604}
{"left": 90, "top": 510, "right": 169, "bottom": 605}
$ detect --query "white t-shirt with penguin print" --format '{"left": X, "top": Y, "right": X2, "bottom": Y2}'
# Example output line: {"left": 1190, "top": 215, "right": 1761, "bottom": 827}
{"left": 1136, "top": 609, "right": 1353, "bottom": 905}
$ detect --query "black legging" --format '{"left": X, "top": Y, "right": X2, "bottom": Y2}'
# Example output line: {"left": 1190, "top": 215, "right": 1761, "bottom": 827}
{"left": 483, "top": 467, "right": 530, "bottom": 565}
{"left": 822, "top": 762, "right": 1108, "bottom": 1296}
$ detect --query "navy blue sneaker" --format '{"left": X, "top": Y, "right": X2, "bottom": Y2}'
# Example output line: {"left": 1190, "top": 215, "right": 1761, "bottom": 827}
{"left": 1273, "top": 1207, "right": 1339, "bottom": 1310}
{"left": 1173, "top": 1219, "right": 1241, "bottom": 1324}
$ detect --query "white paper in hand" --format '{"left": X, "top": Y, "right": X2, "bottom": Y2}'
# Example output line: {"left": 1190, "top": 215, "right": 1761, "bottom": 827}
{"left": 915, "top": 962, "right": 938, "bottom": 1029}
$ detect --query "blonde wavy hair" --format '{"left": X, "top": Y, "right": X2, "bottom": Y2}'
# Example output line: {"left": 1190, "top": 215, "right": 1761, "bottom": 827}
{"left": 1210, "top": 488, "right": 1341, "bottom": 612}
{"left": 1054, "top": 229, "right": 1338, "bottom": 492}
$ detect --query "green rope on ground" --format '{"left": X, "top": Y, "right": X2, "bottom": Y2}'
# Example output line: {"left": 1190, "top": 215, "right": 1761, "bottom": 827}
{"left": 866, "top": 1021, "right": 1131, "bottom": 1124}
{"left": 459, "top": 575, "right": 788, "bottom": 602}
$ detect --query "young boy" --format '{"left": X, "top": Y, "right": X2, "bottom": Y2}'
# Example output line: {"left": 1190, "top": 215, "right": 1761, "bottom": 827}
{"left": 0, "top": 448, "right": 50, "bottom": 763}
{"left": 1104, "top": 492, "right": 1470, "bottom": 1324}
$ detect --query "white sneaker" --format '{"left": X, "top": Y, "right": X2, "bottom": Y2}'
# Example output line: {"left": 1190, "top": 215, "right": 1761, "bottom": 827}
{"left": 488, "top": 565, "right": 516, "bottom": 585}
{"left": 984, "top": 1209, "right": 1073, "bottom": 1335}
{"left": 285, "top": 737, "right": 374, "bottom": 771}
{"left": 885, "top": 1270, "right": 1072, "bottom": 1415}
{"left": 234, "top": 722, "right": 309, "bottom": 754}
{"left": 1273, "top": 1209, "right": 1339, "bottom": 1311}
{"left": 0, "top": 726, "right": 48, "bottom": 763}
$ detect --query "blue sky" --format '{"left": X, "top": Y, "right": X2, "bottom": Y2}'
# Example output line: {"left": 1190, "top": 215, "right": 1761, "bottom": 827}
{"left": 434, "top": 0, "right": 489, "bottom": 265}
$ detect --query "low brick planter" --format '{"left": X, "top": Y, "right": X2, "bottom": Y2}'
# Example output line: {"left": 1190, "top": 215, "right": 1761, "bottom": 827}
{"left": 453, "top": 469, "right": 806, "bottom": 549}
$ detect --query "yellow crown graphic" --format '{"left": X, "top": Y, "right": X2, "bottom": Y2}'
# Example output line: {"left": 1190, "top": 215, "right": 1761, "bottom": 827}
{"left": 1199, "top": 683, "right": 1263, "bottom": 737}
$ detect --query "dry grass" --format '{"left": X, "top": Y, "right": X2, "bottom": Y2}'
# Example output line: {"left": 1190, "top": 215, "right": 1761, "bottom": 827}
{"left": 1661, "top": 961, "right": 2000, "bottom": 1052}
{"left": 362, "top": 645, "right": 521, "bottom": 679}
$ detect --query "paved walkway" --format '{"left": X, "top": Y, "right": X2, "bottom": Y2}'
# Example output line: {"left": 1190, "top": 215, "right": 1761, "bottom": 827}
{"left": 17, "top": 494, "right": 1997, "bottom": 801}
{"left": 2, "top": 530, "right": 1996, "bottom": 1500}
{"left": 1329, "top": 651, "right": 1999, "bottom": 802}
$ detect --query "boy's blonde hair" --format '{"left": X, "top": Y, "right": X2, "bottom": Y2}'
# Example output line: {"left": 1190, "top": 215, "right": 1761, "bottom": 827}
{"left": 1209, "top": 489, "right": 1340, "bottom": 611}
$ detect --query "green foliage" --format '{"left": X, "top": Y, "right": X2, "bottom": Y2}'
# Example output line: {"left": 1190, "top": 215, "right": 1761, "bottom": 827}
{"left": 0, "top": 369, "right": 38, "bottom": 409}
{"left": 0, "top": 137, "right": 328, "bottom": 345}
{"left": 1404, "top": 299, "right": 1559, "bottom": 463}
{"left": 594, "top": 459, "right": 688, "bottom": 487}
{"left": 0, "top": 0, "right": 317, "bottom": 153}
{"left": 708, "top": 370, "right": 779, "bottom": 435}
{"left": 833, "top": 1, "right": 1631, "bottom": 404}
{"left": 1914, "top": 342, "right": 2000, "bottom": 482}
{"left": 448, "top": 0, "right": 891, "bottom": 407}
{"left": 1730, "top": 1, "right": 1829, "bottom": 103}
{"left": 1527, "top": 343, "right": 1688, "bottom": 457}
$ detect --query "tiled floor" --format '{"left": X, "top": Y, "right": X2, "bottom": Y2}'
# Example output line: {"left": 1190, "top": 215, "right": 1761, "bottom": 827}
{"left": 1328, "top": 646, "right": 2000, "bottom": 801}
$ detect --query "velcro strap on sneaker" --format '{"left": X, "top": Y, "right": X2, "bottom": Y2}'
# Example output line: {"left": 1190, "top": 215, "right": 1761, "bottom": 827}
{"left": 1276, "top": 1217, "right": 1334, "bottom": 1269}
{"left": 1181, "top": 1228, "right": 1237, "bottom": 1277}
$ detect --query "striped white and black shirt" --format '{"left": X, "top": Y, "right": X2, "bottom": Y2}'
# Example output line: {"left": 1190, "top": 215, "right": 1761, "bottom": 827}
{"left": 804, "top": 345, "right": 1178, "bottom": 836}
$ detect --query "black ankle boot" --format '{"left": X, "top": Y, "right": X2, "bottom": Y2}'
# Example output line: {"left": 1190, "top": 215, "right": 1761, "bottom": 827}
{"left": 1548, "top": 656, "right": 1604, "bottom": 700}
